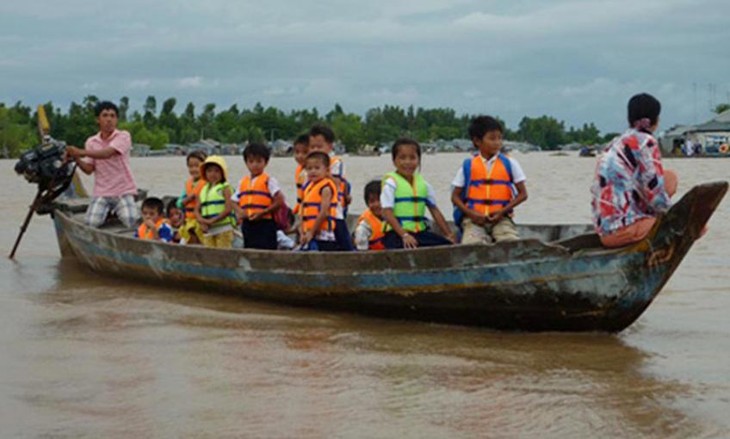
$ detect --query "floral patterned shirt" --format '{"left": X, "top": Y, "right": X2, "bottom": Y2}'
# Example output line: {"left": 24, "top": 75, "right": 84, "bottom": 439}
{"left": 591, "top": 128, "right": 671, "bottom": 235}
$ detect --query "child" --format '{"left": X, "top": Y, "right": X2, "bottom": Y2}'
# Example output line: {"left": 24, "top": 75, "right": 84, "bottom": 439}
{"left": 451, "top": 116, "right": 528, "bottom": 244}
{"left": 292, "top": 133, "right": 309, "bottom": 216}
{"left": 233, "top": 142, "right": 284, "bottom": 250}
{"left": 381, "top": 138, "right": 456, "bottom": 249}
{"left": 135, "top": 197, "right": 174, "bottom": 243}
{"left": 591, "top": 93, "right": 678, "bottom": 248}
{"left": 166, "top": 199, "right": 184, "bottom": 243}
{"left": 308, "top": 124, "right": 353, "bottom": 251}
{"left": 195, "top": 156, "right": 235, "bottom": 249}
{"left": 354, "top": 180, "right": 385, "bottom": 251}
{"left": 177, "top": 150, "right": 207, "bottom": 244}
{"left": 298, "top": 151, "right": 339, "bottom": 251}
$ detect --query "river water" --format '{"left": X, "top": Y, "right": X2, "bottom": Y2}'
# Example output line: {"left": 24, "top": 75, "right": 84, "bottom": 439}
{"left": 1, "top": 153, "right": 728, "bottom": 438}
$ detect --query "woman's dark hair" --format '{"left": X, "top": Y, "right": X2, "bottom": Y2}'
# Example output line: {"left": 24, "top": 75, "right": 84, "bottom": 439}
{"left": 305, "top": 151, "right": 330, "bottom": 167}
{"left": 186, "top": 150, "right": 207, "bottom": 165}
{"left": 391, "top": 137, "right": 421, "bottom": 162}
{"left": 627, "top": 93, "right": 661, "bottom": 130}
{"left": 94, "top": 101, "right": 119, "bottom": 117}
{"left": 243, "top": 142, "right": 271, "bottom": 162}
{"left": 309, "top": 123, "right": 335, "bottom": 143}
{"left": 363, "top": 180, "right": 381, "bottom": 204}
{"left": 468, "top": 115, "right": 504, "bottom": 141}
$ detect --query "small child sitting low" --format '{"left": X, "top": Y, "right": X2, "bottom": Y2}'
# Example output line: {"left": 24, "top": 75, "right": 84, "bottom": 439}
{"left": 135, "top": 197, "right": 174, "bottom": 243}
{"left": 354, "top": 180, "right": 385, "bottom": 251}
{"left": 166, "top": 199, "right": 184, "bottom": 243}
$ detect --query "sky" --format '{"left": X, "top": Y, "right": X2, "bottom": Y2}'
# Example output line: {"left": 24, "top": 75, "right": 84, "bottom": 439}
{"left": 1, "top": 0, "right": 729, "bottom": 134}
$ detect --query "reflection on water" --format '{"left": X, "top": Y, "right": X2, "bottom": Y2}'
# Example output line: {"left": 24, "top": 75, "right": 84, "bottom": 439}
{"left": 1, "top": 155, "right": 729, "bottom": 437}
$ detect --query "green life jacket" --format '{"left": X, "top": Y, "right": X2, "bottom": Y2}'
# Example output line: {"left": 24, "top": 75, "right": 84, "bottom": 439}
{"left": 199, "top": 182, "right": 235, "bottom": 229}
{"left": 384, "top": 171, "right": 429, "bottom": 233}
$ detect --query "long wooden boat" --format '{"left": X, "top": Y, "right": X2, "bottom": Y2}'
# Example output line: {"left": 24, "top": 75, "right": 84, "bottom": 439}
{"left": 49, "top": 181, "right": 727, "bottom": 332}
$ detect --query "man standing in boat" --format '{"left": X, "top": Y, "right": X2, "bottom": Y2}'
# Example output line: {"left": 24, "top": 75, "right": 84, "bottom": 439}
{"left": 65, "top": 101, "right": 139, "bottom": 228}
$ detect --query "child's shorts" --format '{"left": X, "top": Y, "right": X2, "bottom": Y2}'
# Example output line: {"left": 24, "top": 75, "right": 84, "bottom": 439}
{"left": 461, "top": 217, "right": 519, "bottom": 244}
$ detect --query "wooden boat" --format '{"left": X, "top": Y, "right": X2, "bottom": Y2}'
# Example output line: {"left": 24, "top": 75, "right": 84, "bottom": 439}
{"left": 49, "top": 181, "right": 727, "bottom": 332}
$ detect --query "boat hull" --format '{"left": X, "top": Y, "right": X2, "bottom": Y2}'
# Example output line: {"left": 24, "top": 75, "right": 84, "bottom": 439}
{"left": 51, "top": 182, "right": 728, "bottom": 332}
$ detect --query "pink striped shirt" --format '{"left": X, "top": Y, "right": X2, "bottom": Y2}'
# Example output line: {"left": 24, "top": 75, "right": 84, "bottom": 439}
{"left": 84, "top": 129, "right": 137, "bottom": 197}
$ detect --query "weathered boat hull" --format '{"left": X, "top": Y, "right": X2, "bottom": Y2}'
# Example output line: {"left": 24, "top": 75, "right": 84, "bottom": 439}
{"left": 51, "top": 182, "right": 727, "bottom": 332}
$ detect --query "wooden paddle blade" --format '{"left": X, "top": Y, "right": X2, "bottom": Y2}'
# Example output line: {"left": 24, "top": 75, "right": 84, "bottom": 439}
{"left": 37, "top": 105, "right": 50, "bottom": 138}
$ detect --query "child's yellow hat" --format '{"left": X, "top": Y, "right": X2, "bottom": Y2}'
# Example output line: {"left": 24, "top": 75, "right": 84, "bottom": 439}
{"left": 199, "top": 155, "right": 229, "bottom": 182}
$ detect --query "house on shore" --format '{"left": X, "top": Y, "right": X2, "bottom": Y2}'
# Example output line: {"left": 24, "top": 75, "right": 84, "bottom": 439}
{"left": 660, "top": 110, "right": 730, "bottom": 156}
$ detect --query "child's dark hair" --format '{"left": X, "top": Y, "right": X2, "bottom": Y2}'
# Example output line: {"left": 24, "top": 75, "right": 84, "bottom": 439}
{"left": 243, "top": 142, "right": 271, "bottom": 162}
{"left": 142, "top": 197, "right": 165, "bottom": 215}
{"left": 186, "top": 150, "right": 207, "bottom": 165}
{"left": 94, "top": 101, "right": 119, "bottom": 117}
{"left": 309, "top": 123, "right": 335, "bottom": 143}
{"left": 294, "top": 133, "right": 309, "bottom": 147}
{"left": 166, "top": 199, "right": 179, "bottom": 217}
{"left": 363, "top": 180, "right": 381, "bottom": 204}
{"left": 627, "top": 93, "right": 661, "bottom": 130}
{"left": 468, "top": 115, "right": 504, "bottom": 142}
{"left": 305, "top": 151, "right": 330, "bottom": 167}
{"left": 391, "top": 138, "right": 421, "bottom": 162}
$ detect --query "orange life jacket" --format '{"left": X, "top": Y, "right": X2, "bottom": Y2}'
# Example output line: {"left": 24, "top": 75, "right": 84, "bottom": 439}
{"left": 137, "top": 218, "right": 168, "bottom": 240}
{"left": 184, "top": 178, "right": 206, "bottom": 219}
{"left": 301, "top": 178, "right": 338, "bottom": 234}
{"left": 465, "top": 155, "right": 515, "bottom": 215}
{"left": 293, "top": 164, "right": 306, "bottom": 214}
{"left": 357, "top": 209, "right": 385, "bottom": 250}
{"left": 237, "top": 173, "right": 273, "bottom": 219}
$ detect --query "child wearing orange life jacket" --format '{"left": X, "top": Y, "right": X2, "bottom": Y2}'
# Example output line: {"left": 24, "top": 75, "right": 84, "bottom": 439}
{"left": 176, "top": 150, "right": 207, "bottom": 244}
{"left": 298, "top": 151, "right": 339, "bottom": 252}
{"left": 354, "top": 180, "right": 385, "bottom": 251}
{"left": 308, "top": 124, "right": 354, "bottom": 251}
{"left": 292, "top": 133, "right": 309, "bottom": 216}
{"left": 135, "top": 197, "right": 174, "bottom": 243}
{"left": 232, "top": 143, "right": 284, "bottom": 250}
{"left": 451, "top": 116, "right": 528, "bottom": 244}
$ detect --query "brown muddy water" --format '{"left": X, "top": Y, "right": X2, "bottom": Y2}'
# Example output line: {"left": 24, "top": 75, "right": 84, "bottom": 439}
{"left": 1, "top": 153, "right": 729, "bottom": 438}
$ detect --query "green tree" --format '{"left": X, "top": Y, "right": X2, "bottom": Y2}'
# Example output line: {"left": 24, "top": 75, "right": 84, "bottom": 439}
{"left": 143, "top": 95, "right": 157, "bottom": 128}
{"left": 0, "top": 105, "right": 37, "bottom": 157}
{"left": 713, "top": 103, "right": 730, "bottom": 114}
{"left": 331, "top": 112, "right": 366, "bottom": 152}
{"left": 517, "top": 116, "right": 566, "bottom": 150}
{"left": 119, "top": 96, "right": 130, "bottom": 122}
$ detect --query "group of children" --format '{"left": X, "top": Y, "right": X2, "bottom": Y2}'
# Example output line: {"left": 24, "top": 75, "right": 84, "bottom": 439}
{"left": 135, "top": 93, "right": 681, "bottom": 253}
{"left": 136, "top": 117, "right": 530, "bottom": 251}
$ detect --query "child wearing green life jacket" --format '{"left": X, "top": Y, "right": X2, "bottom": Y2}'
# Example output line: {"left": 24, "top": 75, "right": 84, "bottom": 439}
{"left": 381, "top": 138, "right": 457, "bottom": 249}
{"left": 194, "top": 156, "right": 235, "bottom": 249}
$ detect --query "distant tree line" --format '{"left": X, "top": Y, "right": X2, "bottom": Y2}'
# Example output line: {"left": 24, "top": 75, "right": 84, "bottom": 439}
{"left": 0, "top": 95, "right": 621, "bottom": 158}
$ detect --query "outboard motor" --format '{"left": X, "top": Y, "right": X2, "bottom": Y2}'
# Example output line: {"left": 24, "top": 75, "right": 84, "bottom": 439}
{"left": 14, "top": 136, "right": 75, "bottom": 189}
{"left": 9, "top": 106, "right": 78, "bottom": 259}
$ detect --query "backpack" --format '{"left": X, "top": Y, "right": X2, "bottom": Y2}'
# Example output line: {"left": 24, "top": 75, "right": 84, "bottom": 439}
{"left": 273, "top": 194, "right": 293, "bottom": 232}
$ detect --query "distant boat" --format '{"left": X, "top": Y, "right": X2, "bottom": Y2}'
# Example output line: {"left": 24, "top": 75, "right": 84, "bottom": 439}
{"left": 48, "top": 182, "right": 727, "bottom": 332}
{"left": 579, "top": 146, "right": 597, "bottom": 157}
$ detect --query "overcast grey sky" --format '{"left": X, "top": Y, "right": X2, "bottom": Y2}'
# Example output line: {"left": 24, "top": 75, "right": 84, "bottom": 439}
{"left": 1, "top": 0, "right": 728, "bottom": 133}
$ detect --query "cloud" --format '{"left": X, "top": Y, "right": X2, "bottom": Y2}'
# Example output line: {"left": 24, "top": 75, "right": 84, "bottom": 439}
{"left": 1, "top": 0, "right": 729, "bottom": 133}
{"left": 177, "top": 76, "right": 204, "bottom": 88}
{"left": 125, "top": 79, "right": 152, "bottom": 90}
